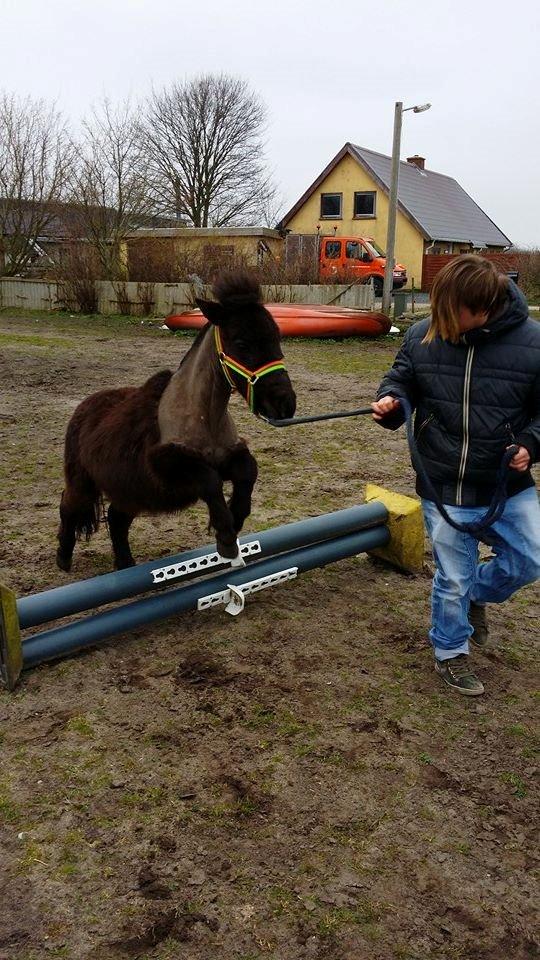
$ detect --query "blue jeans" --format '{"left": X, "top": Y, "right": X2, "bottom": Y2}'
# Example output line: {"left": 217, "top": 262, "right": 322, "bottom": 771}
{"left": 422, "top": 488, "right": 540, "bottom": 661}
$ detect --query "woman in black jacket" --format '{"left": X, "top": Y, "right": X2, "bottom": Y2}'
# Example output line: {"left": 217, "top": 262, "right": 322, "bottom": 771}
{"left": 372, "top": 256, "right": 540, "bottom": 695}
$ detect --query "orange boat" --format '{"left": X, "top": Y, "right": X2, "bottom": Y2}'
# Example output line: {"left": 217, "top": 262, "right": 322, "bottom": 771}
{"left": 166, "top": 303, "right": 391, "bottom": 338}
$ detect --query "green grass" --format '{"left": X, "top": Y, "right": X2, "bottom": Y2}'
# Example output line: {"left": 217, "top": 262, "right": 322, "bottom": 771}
{"left": 0, "top": 331, "right": 75, "bottom": 348}
{"left": 0, "top": 789, "right": 20, "bottom": 824}
{"left": 66, "top": 715, "right": 96, "bottom": 737}
{"left": 316, "top": 901, "right": 385, "bottom": 937}
{"left": 0, "top": 307, "right": 174, "bottom": 338}
{"left": 500, "top": 771, "right": 528, "bottom": 798}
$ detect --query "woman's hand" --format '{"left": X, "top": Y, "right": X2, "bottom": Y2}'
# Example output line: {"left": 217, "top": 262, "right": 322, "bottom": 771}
{"left": 371, "top": 396, "right": 401, "bottom": 421}
{"left": 507, "top": 445, "right": 531, "bottom": 472}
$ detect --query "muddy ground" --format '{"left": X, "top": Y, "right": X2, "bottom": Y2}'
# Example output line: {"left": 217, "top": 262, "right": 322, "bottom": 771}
{"left": 0, "top": 310, "right": 538, "bottom": 960}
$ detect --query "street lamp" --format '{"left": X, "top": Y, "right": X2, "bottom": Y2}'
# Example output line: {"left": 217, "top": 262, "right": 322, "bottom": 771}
{"left": 381, "top": 101, "right": 431, "bottom": 316}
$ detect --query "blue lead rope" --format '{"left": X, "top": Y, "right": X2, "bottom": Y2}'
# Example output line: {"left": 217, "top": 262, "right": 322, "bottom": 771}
{"left": 399, "top": 397, "right": 518, "bottom": 545}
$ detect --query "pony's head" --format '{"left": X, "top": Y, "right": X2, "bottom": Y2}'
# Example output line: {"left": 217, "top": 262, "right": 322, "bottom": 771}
{"left": 196, "top": 271, "right": 296, "bottom": 421}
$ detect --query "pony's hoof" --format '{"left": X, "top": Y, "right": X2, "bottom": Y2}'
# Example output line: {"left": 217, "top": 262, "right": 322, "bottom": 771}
{"left": 56, "top": 549, "right": 72, "bottom": 572}
{"left": 216, "top": 540, "right": 239, "bottom": 561}
{"left": 217, "top": 540, "right": 245, "bottom": 567}
{"left": 115, "top": 556, "right": 135, "bottom": 570}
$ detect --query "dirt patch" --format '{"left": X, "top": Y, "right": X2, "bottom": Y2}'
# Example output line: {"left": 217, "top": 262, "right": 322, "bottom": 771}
{"left": 0, "top": 311, "right": 539, "bottom": 960}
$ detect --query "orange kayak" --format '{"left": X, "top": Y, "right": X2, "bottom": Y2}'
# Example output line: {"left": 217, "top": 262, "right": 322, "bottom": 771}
{"left": 166, "top": 302, "right": 391, "bottom": 338}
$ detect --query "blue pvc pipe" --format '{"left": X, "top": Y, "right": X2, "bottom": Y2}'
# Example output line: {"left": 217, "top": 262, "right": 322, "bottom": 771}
{"left": 17, "top": 502, "right": 388, "bottom": 629}
{"left": 22, "top": 524, "right": 389, "bottom": 669}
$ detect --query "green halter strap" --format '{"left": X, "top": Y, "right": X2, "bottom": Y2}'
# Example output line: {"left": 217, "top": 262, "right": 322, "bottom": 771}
{"left": 214, "top": 326, "right": 287, "bottom": 414}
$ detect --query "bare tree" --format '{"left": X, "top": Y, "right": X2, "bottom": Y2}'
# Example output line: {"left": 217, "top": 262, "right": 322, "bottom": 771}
{"left": 259, "top": 191, "right": 285, "bottom": 230}
{"left": 70, "top": 99, "right": 153, "bottom": 279}
{"left": 0, "top": 93, "right": 72, "bottom": 276}
{"left": 141, "top": 74, "right": 277, "bottom": 228}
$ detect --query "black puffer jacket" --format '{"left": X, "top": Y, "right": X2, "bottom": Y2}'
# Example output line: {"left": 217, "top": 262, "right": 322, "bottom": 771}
{"left": 377, "top": 281, "right": 540, "bottom": 506}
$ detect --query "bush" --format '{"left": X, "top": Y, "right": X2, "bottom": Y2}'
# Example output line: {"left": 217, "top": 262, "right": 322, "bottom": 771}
{"left": 138, "top": 282, "right": 156, "bottom": 316}
{"left": 51, "top": 243, "right": 100, "bottom": 313}
{"left": 127, "top": 238, "right": 180, "bottom": 283}
{"left": 255, "top": 252, "right": 319, "bottom": 285}
{"left": 127, "top": 237, "right": 352, "bottom": 287}
{"left": 514, "top": 249, "right": 540, "bottom": 299}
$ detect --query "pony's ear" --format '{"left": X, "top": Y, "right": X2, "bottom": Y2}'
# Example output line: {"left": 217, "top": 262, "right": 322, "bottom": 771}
{"left": 196, "top": 298, "right": 226, "bottom": 326}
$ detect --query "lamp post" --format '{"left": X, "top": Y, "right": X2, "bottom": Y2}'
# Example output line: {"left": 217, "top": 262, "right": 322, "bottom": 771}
{"left": 381, "top": 101, "right": 431, "bottom": 316}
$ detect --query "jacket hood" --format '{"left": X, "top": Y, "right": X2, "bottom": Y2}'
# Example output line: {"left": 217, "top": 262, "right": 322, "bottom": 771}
{"left": 464, "top": 279, "right": 529, "bottom": 345}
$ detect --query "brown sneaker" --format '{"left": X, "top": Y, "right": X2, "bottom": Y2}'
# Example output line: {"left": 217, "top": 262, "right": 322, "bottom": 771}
{"left": 469, "top": 601, "right": 488, "bottom": 647}
{"left": 435, "top": 655, "right": 485, "bottom": 696}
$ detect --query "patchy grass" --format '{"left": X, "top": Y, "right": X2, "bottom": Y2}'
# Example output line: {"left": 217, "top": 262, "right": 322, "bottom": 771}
{"left": 0, "top": 306, "right": 173, "bottom": 338}
{"left": 0, "top": 309, "right": 538, "bottom": 960}
{"left": 0, "top": 788, "right": 20, "bottom": 825}
{"left": 0, "top": 331, "right": 76, "bottom": 349}
{"left": 500, "top": 771, "right": 528, "bottom": 798}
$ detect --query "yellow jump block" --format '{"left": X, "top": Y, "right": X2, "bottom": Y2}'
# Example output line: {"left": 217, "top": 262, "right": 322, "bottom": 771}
{"left": 365, "top": 484, "right": 424, "bottom": 574}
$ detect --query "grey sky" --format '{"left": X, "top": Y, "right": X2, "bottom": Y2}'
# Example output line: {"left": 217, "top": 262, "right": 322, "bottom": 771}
{"left": 2, "top": 0, "right": 539, "bottom": 246}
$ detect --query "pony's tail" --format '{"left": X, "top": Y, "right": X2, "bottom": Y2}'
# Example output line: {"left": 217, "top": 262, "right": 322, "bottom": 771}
{"left": 62, "top": 418, "right": 102, "bottom": 541}
{"left": 212, "top": 270, "right": 262, "bottom": 308}
{"left": 59, "top": 487, "right": 101, "bottom": 542}
{"left": 74, "top": 496, "right": 101, "bottom": 542}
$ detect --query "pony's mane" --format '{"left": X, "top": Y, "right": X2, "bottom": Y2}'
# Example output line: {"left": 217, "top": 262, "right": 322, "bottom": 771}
{"left": 178, "top": 321, "right": 212, "bottom": 369}
{"left": 177, "top": 270, "right": 271, "bottom": 370}
{"left": 213, "top": 270, "right": 262, "bottom": 308}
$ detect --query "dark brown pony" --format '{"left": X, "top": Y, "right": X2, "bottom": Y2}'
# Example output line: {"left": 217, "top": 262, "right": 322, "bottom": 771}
{"left": 57, "top": 272, "right": 296, "bottom": 571}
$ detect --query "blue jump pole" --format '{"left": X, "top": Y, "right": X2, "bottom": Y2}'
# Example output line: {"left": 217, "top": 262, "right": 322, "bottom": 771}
{"left": 22, "top": 524, "right": 389, "bottom": 670}
{"left": 17, "top": 502, "right": 388, "bottom": 630}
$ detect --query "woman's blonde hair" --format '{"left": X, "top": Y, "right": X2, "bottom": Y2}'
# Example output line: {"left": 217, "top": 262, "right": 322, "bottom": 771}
{"left": 424, "top": 255, "right": 509, "bottom": 344}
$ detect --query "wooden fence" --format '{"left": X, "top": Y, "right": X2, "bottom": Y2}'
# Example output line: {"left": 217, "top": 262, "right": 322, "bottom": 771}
{"left": 0, "top": 278, "right": 61, "bottom": 311}
{"left": 422, "top": 253, "right": 521, "bottom": 291}
{"left": 0, "top": 279, "right": 375, "bottom": 315}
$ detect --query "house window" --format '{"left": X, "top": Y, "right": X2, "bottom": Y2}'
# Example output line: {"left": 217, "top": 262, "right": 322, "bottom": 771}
{"left": 320, "top": 193, "right": 342, "bottom": 218}
{"left": 354, "top": 191, "right": 376, "bottom": 218}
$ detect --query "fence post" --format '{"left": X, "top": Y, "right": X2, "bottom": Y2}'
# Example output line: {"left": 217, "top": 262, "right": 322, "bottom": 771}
{"left": 0, "top": 583, "right": 23, "bottom": 691}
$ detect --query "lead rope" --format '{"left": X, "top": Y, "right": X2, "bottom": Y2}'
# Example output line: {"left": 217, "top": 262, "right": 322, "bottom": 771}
{"left": 399, "top": 397, "right": 518, "bottom": 545}
{"left": 262, "top": 406, "right": 373, "bottom": 427}
{"left": 263, "top": 396, "right": 518, "bottom": 545}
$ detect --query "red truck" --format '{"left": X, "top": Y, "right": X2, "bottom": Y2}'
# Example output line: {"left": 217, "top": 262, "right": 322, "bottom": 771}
{"left": 284, "top": 234, "right": 407, "bottom": 295}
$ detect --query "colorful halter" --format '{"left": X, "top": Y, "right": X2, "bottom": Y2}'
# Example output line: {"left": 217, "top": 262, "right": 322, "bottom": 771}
{"left": 214, "top": 326, "right": 287, "bottom": 414}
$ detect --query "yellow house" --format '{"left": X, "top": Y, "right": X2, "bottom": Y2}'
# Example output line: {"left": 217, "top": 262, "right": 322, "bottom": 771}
{"left": 280, "top": 144, "right": 511, "bottom": 289}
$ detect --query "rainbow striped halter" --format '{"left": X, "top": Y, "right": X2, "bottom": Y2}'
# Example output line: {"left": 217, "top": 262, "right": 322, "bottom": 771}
{"left": 214, "top": 326, "right": 287, "bottom": 415}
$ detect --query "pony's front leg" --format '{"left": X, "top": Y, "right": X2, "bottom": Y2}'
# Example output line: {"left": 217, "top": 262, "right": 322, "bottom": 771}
{"left": 220, "top": 446, "right": 258, "bottom": 534}
{"left": 149, "top": 442, "right": 238, "bottom": 559}
{"left": 200, "top": 467, "right": 239, "bottom": 558}
{"left": 108, "top": 504, "right": 136, "bottom": 569}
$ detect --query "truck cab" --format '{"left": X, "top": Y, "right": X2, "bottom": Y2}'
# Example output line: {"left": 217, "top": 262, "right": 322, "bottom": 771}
{"left": 319, "top": 236, "right": 407, "bottom": 295}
